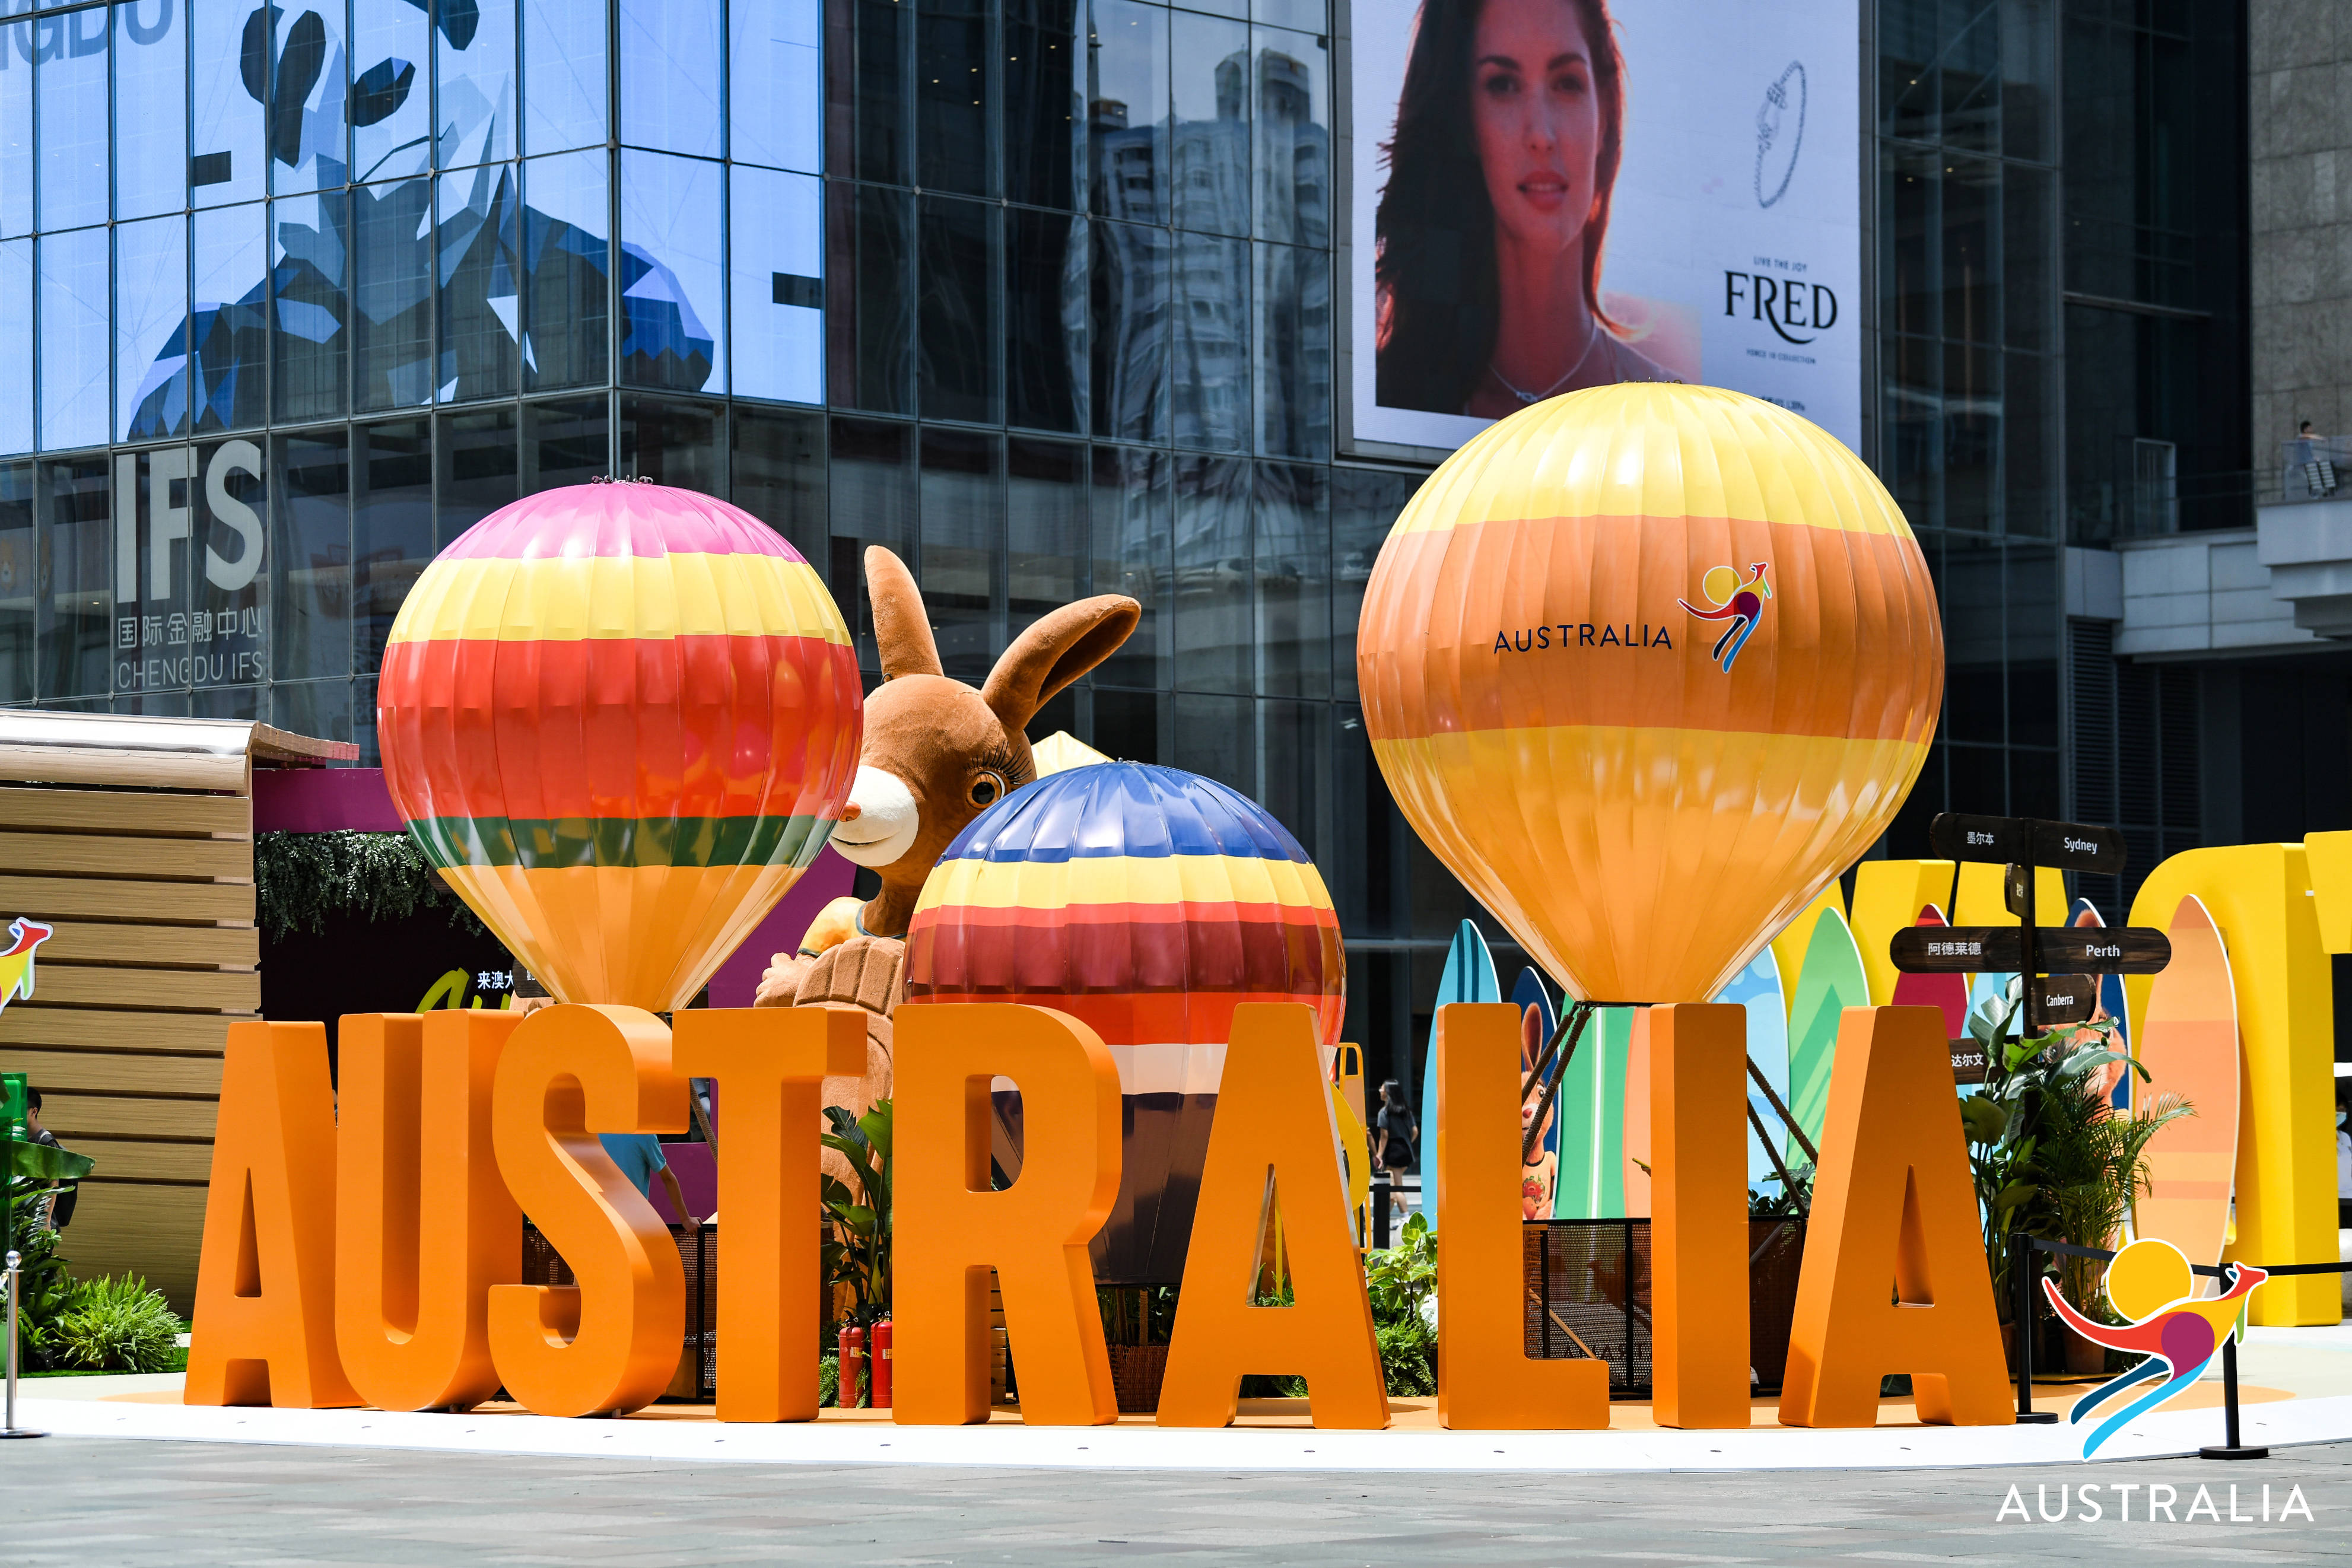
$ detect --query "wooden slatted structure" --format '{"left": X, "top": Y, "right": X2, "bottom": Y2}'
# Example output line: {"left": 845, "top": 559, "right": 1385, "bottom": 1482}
{"left": 0, "top": 711, "right": 354, "bottom": 1313}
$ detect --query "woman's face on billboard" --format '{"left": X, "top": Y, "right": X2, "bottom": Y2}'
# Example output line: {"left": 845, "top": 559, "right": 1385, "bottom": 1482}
{"left": 1470, "top": 0, "right": 1602, "bottom": 256}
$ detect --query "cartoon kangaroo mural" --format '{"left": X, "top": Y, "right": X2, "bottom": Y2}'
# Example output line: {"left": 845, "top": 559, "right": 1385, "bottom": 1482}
{"left": 0, "top": 917, "right": 56, "bottom": 1016}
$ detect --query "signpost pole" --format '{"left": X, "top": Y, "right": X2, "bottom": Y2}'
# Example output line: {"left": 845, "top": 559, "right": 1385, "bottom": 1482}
{"left": 2, "top": 1248, "right": 43, "bottom": 1439}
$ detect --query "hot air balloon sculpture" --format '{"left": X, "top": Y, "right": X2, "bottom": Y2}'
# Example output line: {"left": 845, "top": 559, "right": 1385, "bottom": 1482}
{"left": 902, "top": 762, "right": 1345, "bottom": 1281}
{"left": 1357, "top": 383, "right": 1943, "bottom": 1006}
{"left": 378, "top": 481, "right": 862, "bottom": 1010}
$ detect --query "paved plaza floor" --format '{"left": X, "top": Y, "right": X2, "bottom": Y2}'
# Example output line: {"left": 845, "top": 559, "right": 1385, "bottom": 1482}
{"left": 4, "top": 1433, "right": 2348, "bottom": 1565}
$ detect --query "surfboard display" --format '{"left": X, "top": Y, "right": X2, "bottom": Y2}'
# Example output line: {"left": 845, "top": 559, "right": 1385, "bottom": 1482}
{"left": 1714, "top": 949, "right": 1790, "bottom": 1190}
{"left": 1419, "top": 920, "right": 1500, "bottom": 1222}
{"left": 1785, "top": 907, "right": 1868, "bottom": 1162}
{"left": 1889, "top": 904, "right": 1969, "bottom": 1038}
{"left": 1552, "top": 1006, "right": 1636, "bottom": 1217}
{"left": 2129, "top": 895, "right": 2240, "bottom": 1269}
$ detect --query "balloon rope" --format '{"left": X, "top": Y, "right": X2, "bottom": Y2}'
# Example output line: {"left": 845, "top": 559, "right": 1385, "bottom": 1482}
{"left": 1521, "top": 1001, "right": 1594, "bottom": 1163}
{"left": 1744, "top": 1055, "right": 1817, "bottom": 1168}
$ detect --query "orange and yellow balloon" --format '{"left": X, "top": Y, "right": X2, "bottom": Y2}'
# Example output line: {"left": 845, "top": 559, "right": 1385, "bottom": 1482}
{"left": 1356, "top": 383, "right": 1943, "bottom": 1004}
{"left": 377, "top": 481, "right": 862, "bottom": 1010}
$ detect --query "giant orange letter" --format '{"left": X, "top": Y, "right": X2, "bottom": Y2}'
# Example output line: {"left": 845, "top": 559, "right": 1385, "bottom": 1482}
{"left": 186, "top": 1021, "right": 357, "bottom": 1408}
{"left": 1157, "top": 1004, "right": 1387, "bottom": 1429}
{"left": 335, "top": 1011, "right": 521, "bottom": 1411}
{"left": 1648, "top": 1003, "right": 1750, "bottom": 1429}
{"left": 1778, "top": 1005, "right": 2012, "bottom": 1427}
{"left": 488, "top": 1004, "right": 688, "bottom": 1418}
{"left": 1435, "top": 1003, "right": 1608, "bottom": 1429}
{"left": 672, "top": 1004, "right": 867, "bottom": 1422}
{"left": 894, "top": 1003, "right": 1119, "bottom": 1426}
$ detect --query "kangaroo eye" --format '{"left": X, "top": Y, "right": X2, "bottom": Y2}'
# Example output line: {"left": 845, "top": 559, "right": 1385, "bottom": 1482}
{"left": 969, "top": 771, "right": 1005, "bottom": 808}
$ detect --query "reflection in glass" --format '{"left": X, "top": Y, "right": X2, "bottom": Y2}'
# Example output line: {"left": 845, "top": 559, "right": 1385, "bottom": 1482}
{"left": 1253, "top": 27, "right": 1328, "bottom": 247}
{"left": 0, "top": 240, "right": 30, "bottom": 454}
{"left": 1009, "top": 438, "right": 1083, "bottom": 642}
{"left": 1090, "top": 219, "right": 1165, "bottom": 443}
{"left": 40, "top": 454, "right": 113, "bottom": 699}
{"left": 437, "top": 405, "right": 519, "bottom": 543}
{"left": 0, "top": 16, "right": 28, "bottom": 237}
{"left": 1007, "top": 208, "right": 1085, "bottom": 434}
{"left": 828, "top": 417, "right": 915, "bottom": 668}
{"left": 1256, "top": 240, "right": 1327, "bottom": 459}
{"left": 38, "top": 6, "right": 109, "bottom": 231}
{"left": 0, "top": 460, "right": 31, "bottom": 703}
{"left": 918, "top": 195, "right": 1000, "bottom": 425}
{"left": 117, "top": 217, "right": 191, "bottom": 441}
{"left": 1003, "top": 0, "right": 1080, "bottom": 210}
{"left": 1089, "top": 444, "right": 1166, "bottom": 690}
{"left": 39, "top": 228, "right": 109, "bottom": 452}
{"left": 523, "top": 0, "right": 608, "bottom": 155}
{"left": 1257, "top": 696, "right": 1322, "bottom": 853}
{"left": 918, "top": 0, "right": 993, "bottom": 196}
{"left": 729, "top": 0, "right": 821, "bottom": 173}
{"left": 835, "top": 0, "right": 911, "bottom": 186}
{"left": 261, "top": 0, "right": 350, "bottom": 196}
{"left": 522, "top": 150, "right": 609, "bottom": 391}
{"left": 620, "top": 0, "right": 721, "bottom": 159}
{"left": 619, "top": 395, "right": 723, "bottom": 491}
{"left": 273, "top": 676, "right": 352, "bottom": 742}
{"left": 1091, "top": 686, "right": 1161, "bottom": 762}
{"left": 352, "top": 0, "right": 432, "bottom": 182}
{"left": 192, "top": 437, "right": 271, "bottom": 691}
{"left": 115, "top": 0, "right": 189, "bottom": 221}
{"left": 193, "top": 0, "right": 265, "bottom": 207}
{"left": 1253, "top": 0, "right": 1323, "bottom": 32}
{"left": 353, "top": 418, "right": 431, "bottom": 675}
{"left": 439, "top": 162, "right": 521, "bottom": 400}
{"left": 274, "top": 190, "right": 351, "bottom": 423}
{"left": 1087, "top": 0, "right": 1165, "bottom": 224}
{"left": 437, "top": 0, "right": 514, "bottom": 168}
{"left": 189, "top": 683, "right": 261, "bottom": 718}
{"left": 272, "top": 429, "right": 351, "bottom": 680}
{"left": 521, "top": 394, "right": 607, "bottom": 491}
{"left": 920, "top": 427, "right": 1003, "bottom": 682}
{"left": 1331, "top": 467, "right": 1412, "bottom": 702}
{"left": 190, "top": 202, "right": 268, "bottom": 432}
{"left": 1172, "top": 453, "right": 1248, "bottom": 694}
{"left": 732, "top": 404, "right": 826, "bottom": 563}
{"left": 825, "top": 181, "right": 912, "bottom": 415}
{"left": 619, "top": 151, "right": 722, "bottom": 392}
{"left": 1175, "top": 692, "right": 1252, "bottom": 794}
{"left": 1254, "top": 462, "right": 1327, "bottom": 698}
{"left": 1170, "top": 10, "right": 1248, "bottom": 238}
{"left": 1171, "top": 230, "right": 1248, "bottom": 451}
{"left": 730, "top": 164, "right": 823, "bottom": 405}
{"left": 353, "top": 178, "right": 434, "bottom": 409}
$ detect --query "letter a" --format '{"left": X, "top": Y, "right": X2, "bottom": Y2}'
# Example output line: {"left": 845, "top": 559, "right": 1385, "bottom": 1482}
{"left": 673, "top": 1005, "right": 868, "bottom": 1422}
{"left": 336, "top": 1011, "right": 522, "bottom": 1411}
{"left": 1436, "top": 1004, "right": 1608, "bottom": 1427}
{"left": 1778, "top": 1006, "right": 2013, "bottom": 1426}
{"left": 186, "top": 1021, "right": 357, "bottom": 1407}
{"left": 1158, "top": 1004, "right": 1387, "bottom": 1429}
{"left": 895, "top": 1003, "right": 1121, "bottom": 1425}
{"left": 488, "top": 1004, "right": 689, "bottom": 1418}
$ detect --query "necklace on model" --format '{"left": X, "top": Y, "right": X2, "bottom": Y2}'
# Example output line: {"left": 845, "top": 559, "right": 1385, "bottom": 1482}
{"left": 1488, "top": 320, "right": 1606, "bottom": 405}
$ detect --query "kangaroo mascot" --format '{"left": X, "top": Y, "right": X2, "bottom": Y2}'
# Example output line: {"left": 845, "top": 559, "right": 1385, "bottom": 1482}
{"left": 754, "top": 547, "right": 1139, "bottom": 1134}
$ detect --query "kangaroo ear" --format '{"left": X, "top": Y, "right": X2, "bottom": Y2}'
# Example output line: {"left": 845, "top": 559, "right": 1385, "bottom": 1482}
{"left": 981, "top": 595, "right": 1142, "bottom": 735}
{"left": 866, "top": 547, "right": 943, "bottom": 679}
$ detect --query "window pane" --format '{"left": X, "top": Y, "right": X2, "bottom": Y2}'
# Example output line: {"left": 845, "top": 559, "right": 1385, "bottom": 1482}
{"left": 1091, "top": 685, "right": 1161, "bottom": 762}
{"left": 1007, "top": 437, "right": 1083, "bottom": 642}
{"left": 618, "top": 393, "right": 723, "bottom": 490}
{"left": 38, "top": 7, "right": 109, "bottom": 231}
{"left": 521, "top": 393, "right": 608, "bottom": 491}
{"left": 272, "top": 677, "right": 352, "bottom": 742}
{"left": 825, "top": 180, "right": 911, "bottom": 414}
{"left": 0, "top": 238, "right": 30, "bottom": 454}
{"left": 523, "top": 0, "right": 607, "bottom": 155}
{"left": 1254, "top": 0, "right": 1323, "bottom": 31}
{"left": 1254, "top": 461, "right": 1326, "bottom": 697}
{"left": 917, "top": 0, "right": 993, "bottom": 196}
{"left": 274, "top": 190, "right": 351, "bottom": 422}
{"left": 273, "top": 429, "right": 351, "bottom": 680}
{"left": 1331, "top": 465, "right": 1412, "bottom": 702}
{"left": 918, "top": 193, "right": 999, "bottom": 424}
{"left": 437, "top": 404, "right": 519, "bottom": 543}
{"left": 437, "top": 0, "right": 516, "bottom": 168}
{"left": 1002, "top": 0, "right": 1079, "bottom": 210}
{"left": 1252, "top": 26, "right": 1326, "bottom": 246}
{"left": 1091, "top": 218, "right": 1165, "bottom": 442}
{"left": 619, "top": 0, "right": 720, "bottom": 158}
{"left": 119, "top": 215, "right": 191, "bottom": 441}
{"left": 1172, "top": 230, "right": 1248, "bottom": 450}
{"left": 116, "top": 449, "right": 190, "bottom": 694}
{"left": 352, "top": 418, "right": 430, "bottom": 676}
{"left": 619, "top": 150, "right": 723, "bottom": 393}
{"left": 265, "top": 0, "right": 349, "bottom": 195}
{"left": 40, "top": 454, "right": 112, "bottom": 698}
{"left": 352, "top": 177, "right": 434, "bottom": 409}
{"left": 730, "top": 403, "right": 826, "bottom": 564}
{"left": 729, "top": 0, "right": 820, "bottom": 173}
{"left": 352, "top": 0, "right": 432, "bottom": 183}
{"left": 1007, "top": 208, "right": 1083, "bottom": 432}
{"left": 193, "top": 0, "right": 266, "bottom": 208}
{"left": 192, "top": 201, "right": 268, "bottom": 432}
{"left": 38, "top": 228, "right": 109, "bottom": 452}
{"left": 193, "top": 436, "right": 269, "bottom": 689}
{"left": 1089, "top": 444, "right": 1166, "bottom": 689}
{"left": 1175, "top": 692, "right": 1251, "bottom": 794}
{"left": 730, "top": 164, "right": 823, "bottom": 405}
{"left": 1172, "top": 453, "right": 1249, "bottom": 693}
{"left": 0, "top": 460, "right": 30, "bottom": 703}
{"left": 1943, "top": 154, "right": 1998, "bottom": 345}
{"left": 439, "top": 162, "right": 522, "bottom": 400}
{"left": 833, "top": 0, "right": 911, "bottom": 186}
{"left": 1257, "top": 696, "right": 1323, "bottom": 852}
{"left": 1171, "top": 11, "right": 1248, "bottom": 238}
{"left": 0, "top": 16, "right": 29, "bottom": 237}
{"left": 828, "top": 417, "right": 915, "bottom": 667}
{"left": 115, "top": 0, "right": 190, "bottom": 221}
{"left": 1256, "top": 240, "right": 1327, "bottom": 458}
{"left": 521, "top": 149, "right": 609, "bottom": 391}
{"left": 920, "top": 427, "right": 1002, "bottom": 681}
{"left": 1087, "top": 0, "right": 1165, "bottom": 223}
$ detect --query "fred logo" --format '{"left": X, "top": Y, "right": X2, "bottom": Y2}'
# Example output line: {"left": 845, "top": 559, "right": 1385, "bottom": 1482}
{"left": 2046, "top": 1238, "right": 2267, "bottom": 1458}
{"left": 1679, "top": 561, "right": 1771, "bottom": 671}
{"left": 0, "top": 917, "right": 55, "bottom": 1015}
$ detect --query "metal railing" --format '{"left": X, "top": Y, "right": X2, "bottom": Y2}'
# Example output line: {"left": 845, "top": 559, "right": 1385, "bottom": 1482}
{"left": 2275, "top": 438, "right": 2352, "bottom": 505}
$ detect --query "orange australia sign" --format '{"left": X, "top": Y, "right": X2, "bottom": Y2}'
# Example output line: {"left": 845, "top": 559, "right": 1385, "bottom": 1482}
{"left": 187, "top": 998, "right": 2016, "bottom": 1432}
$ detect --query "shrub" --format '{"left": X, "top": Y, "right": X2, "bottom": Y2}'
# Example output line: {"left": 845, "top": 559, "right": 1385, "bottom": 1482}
{"left": 50, "top": 1275, "right": 185, "bottom": 1374}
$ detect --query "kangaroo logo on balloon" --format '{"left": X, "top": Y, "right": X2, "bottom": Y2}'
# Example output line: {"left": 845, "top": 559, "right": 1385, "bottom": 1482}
{"left": 1679, "top": 561, "right": 1772, "bottom": 671}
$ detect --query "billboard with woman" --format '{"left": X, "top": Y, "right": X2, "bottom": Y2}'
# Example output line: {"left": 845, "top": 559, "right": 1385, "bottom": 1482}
{"left": 1350, "top": 0, "right": 1860, "bottom": 453}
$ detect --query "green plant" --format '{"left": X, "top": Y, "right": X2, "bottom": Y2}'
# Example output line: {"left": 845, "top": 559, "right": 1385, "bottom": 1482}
{"left": 1363, "top": 1211, "right": 1438, "bottom": 1396}
{"left": 818, "top": 1352, "right": 839, "bottom": 1408}
{"left": 254, "top": 830, "right": 491, "bottom": 942}
{"left": 50, "top": 1274, "right": 185, "bottom": 1373}
{"left": 5, "top": 1180, "right": 78, "bottom": 1371}
{"left": 820, "top": 1099, "right": 893, "bottom": 1330}
{"left": 1747, "top": 1163, "right": 1813, "bottom": 1217}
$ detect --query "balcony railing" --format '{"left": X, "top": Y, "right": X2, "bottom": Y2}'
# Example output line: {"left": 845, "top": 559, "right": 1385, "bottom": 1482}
{"left": 2275, "top": 438, "right": 2352, "bottom": 505}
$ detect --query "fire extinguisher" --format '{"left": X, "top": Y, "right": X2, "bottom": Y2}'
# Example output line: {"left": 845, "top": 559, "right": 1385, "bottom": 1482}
{"left": 837, "top": 1325, "right": 866, "bottom": 1408}
{"left": 870, "top": 1319, "right": 893, "bottom": 1408}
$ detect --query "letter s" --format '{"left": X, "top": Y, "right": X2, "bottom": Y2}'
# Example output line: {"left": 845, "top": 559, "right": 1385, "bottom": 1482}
{"left": 205, "top": 439, "right": 264, "bottom": 592}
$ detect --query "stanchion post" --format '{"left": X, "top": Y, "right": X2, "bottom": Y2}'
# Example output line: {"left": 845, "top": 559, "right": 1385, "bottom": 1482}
{"left": 3, "top": 1248, "right": 46, "bottom": 1439}
{"left": 2200, "top": 1333, "right": 2269, "bottom": 1460}
{"left": 1371, "top": 1174, "right": 1391, "bottom": 1250}
{"left": 2013, "top": 1232, "right": 2057, "bottom": 1423}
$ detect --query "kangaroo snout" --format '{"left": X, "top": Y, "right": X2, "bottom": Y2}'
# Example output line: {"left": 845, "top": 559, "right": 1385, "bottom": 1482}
{"left": 829, "top": 765, "right": 921, "bottom": 868}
